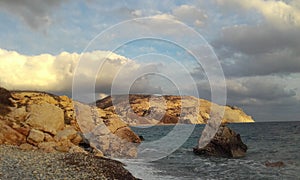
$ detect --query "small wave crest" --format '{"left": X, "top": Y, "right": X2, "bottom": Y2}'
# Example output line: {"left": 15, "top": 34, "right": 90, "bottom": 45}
{"left": 121, "top": 159, "right": 177, "bottom": 180}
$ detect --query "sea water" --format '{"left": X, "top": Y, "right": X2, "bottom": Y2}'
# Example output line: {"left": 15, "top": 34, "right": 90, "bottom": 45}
{"left": 123, "top": 122, "right": 300, "bottom": 179}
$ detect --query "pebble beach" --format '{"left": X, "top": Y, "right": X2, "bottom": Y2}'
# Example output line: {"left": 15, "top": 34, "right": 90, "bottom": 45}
{"left": 0, "top": 145, "right": 137, "bottom": 180}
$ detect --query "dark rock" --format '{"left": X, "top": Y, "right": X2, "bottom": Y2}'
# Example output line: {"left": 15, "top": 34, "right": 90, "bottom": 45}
{"left": 0, "top": 87, "right": 14, "bottom": 107}
{"left": 265, "top": 161, "right": 285, "bottom": 167}
{"left": 139, "top": 135, "right": 145, "bottom": 141}
{"left": 193, "top": 124, "right": 247, "bottom": 158}
{"left": 0, "top": 87, "right": 14, "bottom": 116}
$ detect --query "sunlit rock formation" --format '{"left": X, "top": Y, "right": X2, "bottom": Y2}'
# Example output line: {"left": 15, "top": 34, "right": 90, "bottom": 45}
{"left": 0, "top": 87, "right": 140, "bottom": 158}
{"left": 96, "top": 94, "right": 254, "bottom": 125}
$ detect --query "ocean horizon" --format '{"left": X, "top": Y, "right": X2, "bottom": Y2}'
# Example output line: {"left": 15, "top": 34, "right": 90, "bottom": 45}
{"left": 120, "top": 121, "right": 300, "bottom": 179}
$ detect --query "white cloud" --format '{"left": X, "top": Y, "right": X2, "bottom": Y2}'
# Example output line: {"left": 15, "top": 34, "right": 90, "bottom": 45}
{"left": 0, "top": 48, "right": 140, "bottom": 93}
{"left": 0, "top": 48, "right": 184, "bottom": 100}
{"left": 172, "top": 5, "right": 207, "bottom": 26}
{"left": 0, "top": 49, "right": 66, "bottom": 90}
{"left": 131, "top": 10, "right": 143, "bottom": 17}
{"left": 216, "top": 0, "right": 300, "bottom": 28}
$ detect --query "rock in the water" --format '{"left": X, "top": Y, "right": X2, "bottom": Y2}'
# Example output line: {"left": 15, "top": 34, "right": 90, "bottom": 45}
{"left": 265, "top": 161, "right": 285, "bottom": 167}
{"left": 139, "top": 135, "right": 145, "bottom": 141}
{"left": 193, "top": 124, "right": 247, "bottom": 158}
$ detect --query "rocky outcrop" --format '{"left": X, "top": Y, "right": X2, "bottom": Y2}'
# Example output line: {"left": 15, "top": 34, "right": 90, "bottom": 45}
{"left": 0, "top": 87, "right": 141, "bottom": 158}
{"left": 75, "top": 102, "right": 140, "bottom": 158}
{"left": 265, "top": 161, "right": 285, "bottom": 167}
{"left": 96, "top": 95, "right": 254, "bottom": 125}
{"left": 193, "top": 124, "right": 248, "bottom": 158}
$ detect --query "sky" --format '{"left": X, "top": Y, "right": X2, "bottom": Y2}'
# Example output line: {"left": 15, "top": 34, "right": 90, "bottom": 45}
{"left": 0, "top": 0, "right": 300, "bottom": 122}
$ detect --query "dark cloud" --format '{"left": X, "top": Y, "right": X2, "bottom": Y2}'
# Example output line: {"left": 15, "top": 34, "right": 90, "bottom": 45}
{"left": 226, "top": 77, "right": 297, "bottom": 105}
{"left": 0, "top": 0, "right": 67, "bottom": 30}
{"left": 213, "top": 24, "right": 300, "bottom": 55}
{"left": 193, "top": 75, "right": 299, "bottom": 117}
{"left": 207, "top": 2, "right": 300, "bottom": 121}
{"left": 238, "top": 102, "right": 300, "bottom": 122}
{"left": 220, "top": 48, "right": 300, "bottom": 77}
{"left": 190, "top": 72, "right": 300, "bottom": 122}
{"left": 211, "top": 23, "right": 300, "bottom": 77}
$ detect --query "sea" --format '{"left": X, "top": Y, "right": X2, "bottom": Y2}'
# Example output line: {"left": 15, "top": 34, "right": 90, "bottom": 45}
{"left": 120, "top": 121, "right": 300, "bottom": 180}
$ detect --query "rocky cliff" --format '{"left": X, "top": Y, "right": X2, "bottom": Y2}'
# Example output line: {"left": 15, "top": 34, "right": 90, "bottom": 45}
{"left": 96, "top": 94, "right": 254, "bottom": 125}
{"left": 0, "top": 87, "right": 141, "bottom": 158}
{"left": 0, "top": 87, "right": 254, "bottom": 158}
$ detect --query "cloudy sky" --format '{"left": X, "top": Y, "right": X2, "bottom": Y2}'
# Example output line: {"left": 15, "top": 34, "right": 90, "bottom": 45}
{"left": 0, "top": 0, "right": 299, "bottom": 122}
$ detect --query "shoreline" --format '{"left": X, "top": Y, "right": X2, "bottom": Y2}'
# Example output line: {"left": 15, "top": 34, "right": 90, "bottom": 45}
{"left": 0, "top": 145, "right": 138, "bottom": 179}
{"left": 130, "top": 121, "right": 255, "bottom": 128}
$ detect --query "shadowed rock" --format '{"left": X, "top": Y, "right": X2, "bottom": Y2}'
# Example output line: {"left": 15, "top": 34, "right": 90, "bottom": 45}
{"left": 0, "top": 87, "right": 14, "bottom": 107}
{"left": 193, "top": 124, "right": 248, "bottom": 158}
{"left": 0, "top": 87, "right": 14, "bottom": 116}
{"left": 265, "top": 161, "right": 285, "bottom": 167}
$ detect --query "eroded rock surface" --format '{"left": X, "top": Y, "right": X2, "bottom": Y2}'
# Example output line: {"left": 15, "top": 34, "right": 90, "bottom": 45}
{"left": 0, "top": 87, "right": 141, "bottom": 158}
{"left": 26, "top": 103, "right": 64, "bottom": 135}
{"left": 193, "top": 124, "right": 248, "bottom": 158}
{"left": 75, "top": 102, "right": 140, "bottom": 158}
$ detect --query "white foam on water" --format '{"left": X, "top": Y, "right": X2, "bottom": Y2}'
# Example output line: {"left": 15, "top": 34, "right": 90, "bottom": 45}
{"left": 120, "top": 159, "right": 176, "bottom": 180}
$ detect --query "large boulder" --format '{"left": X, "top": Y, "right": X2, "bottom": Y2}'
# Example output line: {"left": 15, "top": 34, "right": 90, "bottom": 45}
{"left": 74, "top": 102, "right": 141, "bottom": 158}
{"left": 26, "top": 103, "right": 64, "bottom": 135}
{"left": 193, "top": 124, "right": 247, "bottom": 158}
{"left": 0, "top": 90, "right": 85, "bottom": 154}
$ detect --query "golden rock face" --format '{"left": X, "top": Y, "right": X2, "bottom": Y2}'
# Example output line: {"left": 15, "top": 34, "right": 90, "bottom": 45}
{"left": 96, "top": 94, "right": 254, "bottom": 125}
{"left": 0, "top": 86, "right": 253, "bottom": 158}
{"left": 0, "top": 87, "right": 141, "bottom": 158}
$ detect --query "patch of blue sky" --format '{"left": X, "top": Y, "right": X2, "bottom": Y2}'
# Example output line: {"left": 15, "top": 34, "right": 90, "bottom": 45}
{"left": 114, "top": 38, "right": 197, "bottom": 64}
{"left": 0, "top": 12, "right": 33, "bottom": 54}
